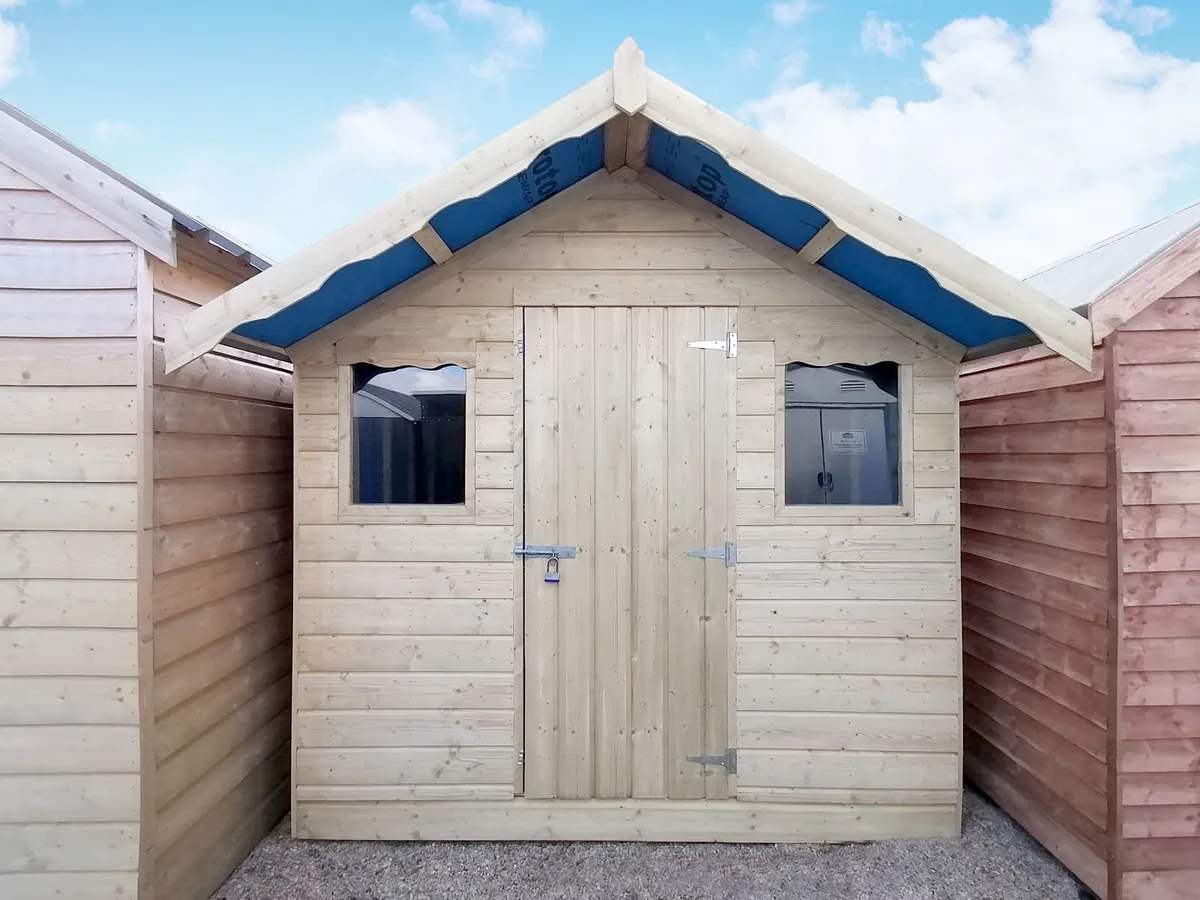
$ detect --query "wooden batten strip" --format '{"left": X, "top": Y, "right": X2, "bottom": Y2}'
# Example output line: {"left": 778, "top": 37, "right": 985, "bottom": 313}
{"left": 413, "top": 224, "right": 453, "bottom": 265}
{"left": 798, "top": 222, "right": 845, "bottom": 264}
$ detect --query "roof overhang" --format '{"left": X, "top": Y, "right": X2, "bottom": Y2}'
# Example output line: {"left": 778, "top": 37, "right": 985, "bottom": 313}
{"left": 164, "top": 39, "right": 1092, "bottom": 373}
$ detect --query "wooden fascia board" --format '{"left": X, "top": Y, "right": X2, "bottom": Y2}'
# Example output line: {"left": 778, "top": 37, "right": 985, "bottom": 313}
{"left": 639, "top": 167, "right": 966, "bottom": 363}
{"left": 0, "top": 108, "right": 177, "bottom": 266}
{"left": 165, "top": 69, "right": 621, "bottom": 373}
{"left": 640, "top": 70, "right": 1092, "bottom": 369}
{"left": 287, "top": 168, "right": 624, "bottom": 361}
{"left": 1090, "top": 224, "right": 1200, "bottom": 343}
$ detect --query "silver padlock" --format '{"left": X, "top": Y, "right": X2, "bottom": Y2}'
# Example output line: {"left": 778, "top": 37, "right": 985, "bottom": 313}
{"left": 544, "top": 556, "right": 561, "bottom": 584}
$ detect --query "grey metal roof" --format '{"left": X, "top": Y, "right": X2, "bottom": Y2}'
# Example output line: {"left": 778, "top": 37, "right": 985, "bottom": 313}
{"left": 1025, "top": 199, "right": 1200, "bottom": 311}
{"left": 0, "top": 97, "right": 270, "bottom": 272}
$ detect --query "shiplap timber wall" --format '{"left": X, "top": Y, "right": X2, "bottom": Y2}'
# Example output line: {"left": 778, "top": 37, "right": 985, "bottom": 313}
{"left": 149, "top": 251, "right": 293, "bottom": 900}
{"left": 292, "top": 179, "right": 962, "bottom": 840}
{"left": 0, "top": 161, "right": 143, "bottom": 899}
{"left": 958, "top": 348, "right": 1111, "bottom": 896}
{"left": 1113, "top": 274, "right": 1200, "bottom": 900}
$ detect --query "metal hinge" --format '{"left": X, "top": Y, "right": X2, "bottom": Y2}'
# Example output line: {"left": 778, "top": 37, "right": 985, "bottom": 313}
{"left": 684, "top": 541, "right": 736, "bottom": 567}
{"left": 517, "top": 337, "right": 524, "bottom": 355}
{"left": 687, "top": 748, "right": 737, "bottom": 773}
{"left": 514, "top": 543, "right": 578, "bottom": 559}
{"left": 517, "top": 750, "right": 525, "bottom": 767}
{"left": 686, "top": 331, "right": 737, "bottom": 358}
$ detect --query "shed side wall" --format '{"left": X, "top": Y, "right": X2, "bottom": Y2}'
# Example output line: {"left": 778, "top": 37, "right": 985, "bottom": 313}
{"left": 149, "top": 251, "right": 293, "bottom": 900}
{"left": 1114, "top": 274, "right": 1200, "bottom": 900}
{"left": 958, "top": 349, "right": 1111, "bottom": 897}
{"left": 0, "top": 161, "right": 142, "bottom": 899}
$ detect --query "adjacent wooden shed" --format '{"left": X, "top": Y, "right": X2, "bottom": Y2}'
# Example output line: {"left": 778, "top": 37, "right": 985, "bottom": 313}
{"left": 959, "top": 203, "right": 1200, "bottom": 900}
{"left": 0, "top": 101, "right": 293, "bottom": 900}
{"left": 167, "top": 40, "right": 1091, "bottom": 844}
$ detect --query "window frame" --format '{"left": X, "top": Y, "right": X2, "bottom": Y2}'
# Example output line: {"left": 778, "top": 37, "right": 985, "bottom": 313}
{"left": 336, "top": 361, "right": 477, "bottom": 524}
{"left": 774, "top": 360, "right": 915, "bottom": 522}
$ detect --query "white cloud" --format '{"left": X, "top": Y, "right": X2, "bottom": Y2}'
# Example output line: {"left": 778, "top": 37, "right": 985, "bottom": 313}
{"left": 770, "top": 1, "right": 814, "bottom": 27}
{"left": 93, "top": 120, "right": 137, "bottom": 141}
{"left": 1104, "top": 0, "right": 1172, "bottom": 35}
{"left": 743, "top": 0, "right": 1200, "bottom": 275}
{"left": 332, "top": 98, "right": 462, "bottom": 170}
{"left": 860, "top": 13, "right": 911, "bottom": 58}
{"left": 411, "top": 1, "right": 449, "bottom": 32}
{"left": 454, "top": 0, "right": 546, "bottom": 82}
{"left": 0, "top": 0, "right": 26, "bottom": 85}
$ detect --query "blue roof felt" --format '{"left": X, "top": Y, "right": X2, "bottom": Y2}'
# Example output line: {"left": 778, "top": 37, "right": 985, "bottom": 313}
{"left": 233, "top": 118, "right": 1032, "bottom": 351}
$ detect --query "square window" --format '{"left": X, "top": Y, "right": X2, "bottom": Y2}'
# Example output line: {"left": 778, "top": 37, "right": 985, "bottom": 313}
{"left": 351, "top": 363, "right": 467, "bottom": 505}
{"left": 784, "top": 361, "right": 901, "bottom": 506}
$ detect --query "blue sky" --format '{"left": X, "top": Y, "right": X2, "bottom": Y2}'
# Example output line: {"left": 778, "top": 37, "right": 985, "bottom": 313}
{"left": 2, "top": 0, "right": 1199, "bottom": 275}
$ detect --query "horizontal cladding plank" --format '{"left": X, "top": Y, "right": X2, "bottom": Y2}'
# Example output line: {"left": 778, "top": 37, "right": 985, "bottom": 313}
{"left": 736, "top": 711, "right": 959, "bottom": 752}
{"left": 153, "top": 344, "right": 292, "bottom": 404}
{"left": 296, "top": 672, "right": 513, "bottom": 711}
{"left": 153, "top": 473, "right": 291, "bottom": 527}
{"left": 1123, "top": 472, "right": 1200, "bottom": 506}
{"left": 961, "top": 453, "right": 1107, "bottom": 488}
{"left": 0, "top": 240, "right": 136, "bottom": 290}
{"left": 296, "top": 597, "right": 513, "bottom": 636}
{"left": 0, "top": 385, "right": 136, "bottom": 434}
{"left": 296, "top": 414, "right": 337, "bottom": 453}
{"left": 1123, "top": 605, "right": 1200, "bottom": 639}
{"left": 154, "top": 576, "right": 290, "bottom": 670}
{"left": 297, "top": 451, "right": 336, "bottom": 489}
{"left": 738, "top": 749, "right": 959, "bottom": 791}
{"left": 153, "top": 256, "right": 234, "bottom": 305}
{"left": 736, "top": 562, "right": 958, "bottom": 601}
{"left": 958, "top": 351, "right": 1103, "bottom": 403}
{"left": 360, "top": 306, "right": 513, "bottom": 340}
{"left": 0, "top": 676, "right": 139, "bottom": 726}
{"left": 155, "top": 643, "right": 292, "bottom": 762}
{"left": 475, "top": 341, "right": 514, "bottom": 378}
{"left": 476, "top": 415, "right": 514, "bottom": 452}
{"left": 0, "top": 773, "right": 138, "bottom": 823}
{"left": 960, "top": 419, "right": 1107, "bottom": 455}
{"left": 1121, "top": 738, "right": 1200, "bottom": 775}
{"left": 1121, "top": 870, "right": 1200, "bottom": 900}
{"left": 298, "top": 524, "right": 513, "bottom": 563}
{"left": 963, "top": 629, "right": 1107, "bottom": 724}
{"left": 959, "top": 383, "right": 1105, "bottom": 428}
{"left": 1124, "top": 504, "right": 1200, "bottom": 540}
{"left": 735, "top": 451, "right": 773, "bottom": 489}
{"left": 776, "top": 334, "right": 920, "bottom": 367}
{"left": 1124, "top": 638, "right": 1200, "bottom": 672}
{"left": 296, "top": 709, "right": 514, "bottom": 748}
{"left": 962, "top": 531, "right": 1107, "bottom": 590}
{"left": 295, "top": 377, "right": 337, "bottom": 415}
{"left": 1124, "top": 706, "right": 1200, "bottom": 741}
{"left": 736, "top": 525, "right": 957, "bottom": 564}
{"left": 1124, "top": 805, "right": 1200, "bottom": 840}
{"left": 0, "top": 872, "right": 137, "bottom": 899}
{"left": 1122, "top": 836, "right": 1200, "bottom": 873}
{"left": 0, "top": 724, "right": 138, "bottom": 775}
{"left": 0, "top": 822, "right": 138, "bottom": 874}
{"left": 1121, "top": 435, "right": 1200, "bottom": 474}
{"left": 1117, "top": 329, "right": 1200, "bottom": 363}
{"left": 0, "top": 289, "right": 136, "bottom": 339}
{"left": 736, "top": 378, "right": 775, "bottom": 416}
{"left": 965, "top": 657, "right": 1107, "bottom": 761}
{"left": 963, "top": 554, "right": 1108, "bottom": 624}
{"left": 153, "top": 507, "right": 291, "bottom": 575}
{"left": 740, "top": 306, "right": 897, "bottom": 340}
{"left": 298, "top": 561, "right": 515, "bottom": 599}
{"left": 293, "top": 800, "right": 959, "bottom": 842}
{"left": 297, "top": 635, "right": 513, "bottom": 673}
{"left": 475, "top": 379, "right": 514, "bottom": 416}
{"left": 1119, "top": 363, "right": 1200, "bottom": 401}
{"left": 737, "top": 674, "right": 959, "bottom": 714}
{"left": 537, "top": 197, "right": 717, "bottom": 232}
{"left": 913, "top": 414, "right": 956, "bottom": 452}
{"left": 1123, "top": 670, "right": 1200, "bottom": 707}
{"left": 1124, "top": 536, "right": 1200, "bottom": 573}
{"left": 1124, "top": 773, "right": 1200, "bottom": 806}
{"left": 964, "top": 578, "right": 1108, "bottom": 659}
{"left": 0, "top": 482, "right": 135, "bottom": 532}
{"left": 153, "top": 538, "right": 291, "bottom": 623}
{"left": 959, "top": 478, "right": 1108, "bottom": 524}
{"left": 737, "top": 637, "right": 959, "bottom": 676}
{"left": 1119, "top": 399, "right": 1200, "bottom": 436}
{"left": 0, "top": 579, "right": 135, "bottom": 629}
{"left": 0, "top": 628, "right": 136, "bottom": 677}
{"left": 295, "top": 785, "right": 514, "bottom": 802}
{"left": 963, "top": 605, "right": 1107, "bottom": 690}
{"left": 1163, "top": 273, "right": 1200, "bottom": 299}
{"left": 914, "top": 488, "right": 957, "bottom": 525}
{"left": 484, "top": 233, "right": 781, "bottom": 271}
{"left": 296, "top": 746, "right": 514, "bottom": 786}
{"left": 0, "top": 434, "right": 135, "bottom": 483}
{"left": 155, "top": 434, "right": 292, "bottom": 480}
{"left": 736, "top": 600, "right": 958, "bottom": 639}
{"left": 961, "top": 504, "right": 1108, "bottom": 557}
{"left": 0, "top": 337, "right": 136, "bottom": 386}
{"left": 735, "top": 415, "right": 773, "bottom": 452}
{"left": 153, "top": 388, "right": 292, "bottom": 437}
{"left": 912, "top": 378, "right": 957, "bottom": 415}
{"left": 735, "top": 787, "right": 959, "bottom": 805}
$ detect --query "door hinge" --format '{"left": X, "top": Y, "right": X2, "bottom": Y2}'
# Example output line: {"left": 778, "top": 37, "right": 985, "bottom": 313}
{"left": 686, "top": 331, "right": 737, "bottom": 358}
{"left": 516, "top": 337, "right": 524, "bottom": 355}
{"left": 514, "top": 543, "right": 578, "bottom": 559}
{"left": 684, "top": 541, "right": 736, "bottom": 567}
{"left": 687, "top": 748, "right": 737, "bottom": 774}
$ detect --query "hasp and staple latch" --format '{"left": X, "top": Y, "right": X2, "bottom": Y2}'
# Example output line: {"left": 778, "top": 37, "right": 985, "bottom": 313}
{"left": 686, "top": 331, "right": 737, "bottom": 358}
{"left": 687, "top": 748, "right": 738, "bottom": 774}
{"left": 514, "top": 544, "right": 578, "bottom": 559}
{"left": 684, "top": 541, "right": 736, "bottom": 567}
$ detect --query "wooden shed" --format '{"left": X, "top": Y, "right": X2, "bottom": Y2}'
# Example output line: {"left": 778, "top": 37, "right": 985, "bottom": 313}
{"left": 167, "top": 40, "right": 1090, "bottom": 844}
{"left": 959, "top": 203, "right": 1200, "bottom": 900}
{"left": 0, "top": 101, "right": 294, "bottom": 900}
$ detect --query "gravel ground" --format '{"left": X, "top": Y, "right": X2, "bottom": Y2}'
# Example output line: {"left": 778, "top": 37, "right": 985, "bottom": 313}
{"left": 214, "top": 787, "right": 1086, "bottom": 900}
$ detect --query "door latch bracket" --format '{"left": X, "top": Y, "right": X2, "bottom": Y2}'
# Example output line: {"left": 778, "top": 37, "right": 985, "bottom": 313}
{"left": 514, "top": 544, "right": 578, "bottom": 559}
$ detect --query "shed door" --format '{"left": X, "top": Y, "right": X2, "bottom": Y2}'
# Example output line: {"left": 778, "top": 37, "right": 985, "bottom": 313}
{"left": 522, "top": 306, "right": 735, "bottom": 801}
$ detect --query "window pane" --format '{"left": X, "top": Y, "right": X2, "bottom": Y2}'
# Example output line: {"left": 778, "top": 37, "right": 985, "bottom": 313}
{"left": 352, "top": 364, "right": 467, "bottom": 505}
{"left": 784, "top": 361, "right": 900, "bottom": 506}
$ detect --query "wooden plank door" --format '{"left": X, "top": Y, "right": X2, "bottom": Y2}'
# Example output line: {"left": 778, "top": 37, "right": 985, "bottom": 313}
{"left": 522, "top": 306, "right": 735, "bottom": 801}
